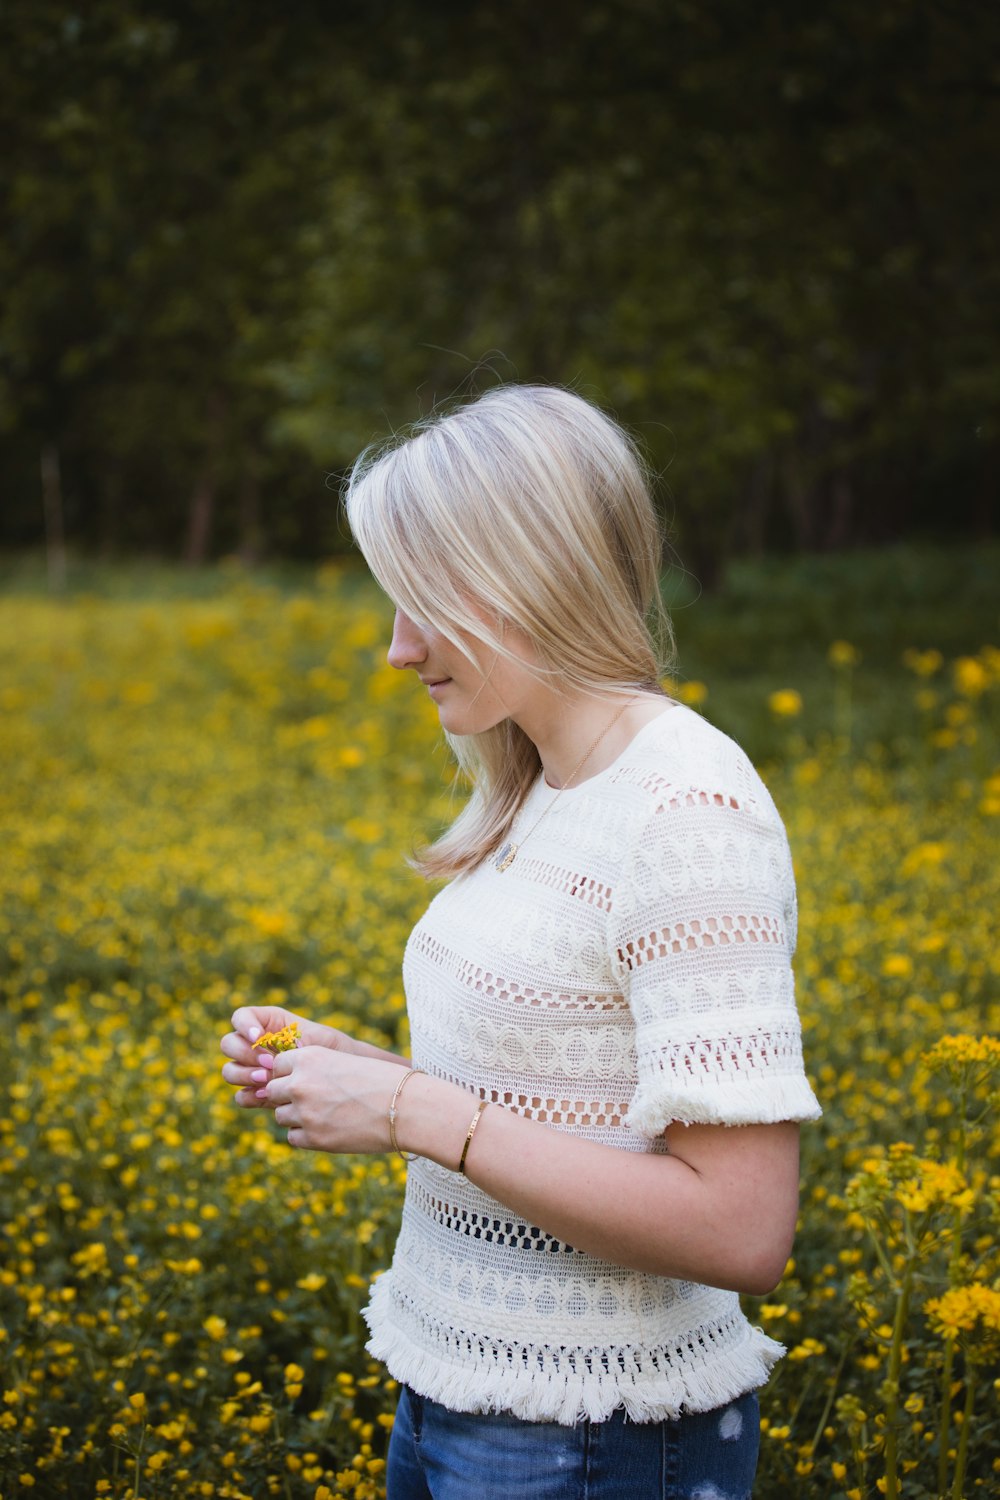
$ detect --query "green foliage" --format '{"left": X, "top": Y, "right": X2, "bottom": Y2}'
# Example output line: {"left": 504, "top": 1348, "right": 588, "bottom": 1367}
{"left": 1, "top": 2, "right": 998, "bottom": 562}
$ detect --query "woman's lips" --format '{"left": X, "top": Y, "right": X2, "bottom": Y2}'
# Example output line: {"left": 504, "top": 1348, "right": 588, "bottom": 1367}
{"left": 425, "top": 679, "right": 451, "bottom": 699}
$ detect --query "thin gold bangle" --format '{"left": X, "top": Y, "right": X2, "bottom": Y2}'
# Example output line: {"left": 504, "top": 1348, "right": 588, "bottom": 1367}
{"left": 458, "top": 1100, "right": 489, "bottom": 1176}
{"left": 388, "top": 1067, "right": 424, "bottom": 1162}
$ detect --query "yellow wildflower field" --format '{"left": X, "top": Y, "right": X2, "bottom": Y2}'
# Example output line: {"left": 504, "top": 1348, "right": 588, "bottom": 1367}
{"left": 0, "top": 567, "right": 997, "bottom": 1499}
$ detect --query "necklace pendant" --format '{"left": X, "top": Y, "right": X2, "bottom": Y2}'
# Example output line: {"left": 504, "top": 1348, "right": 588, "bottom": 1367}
{"left": 495, "top": 841, "right": 517, "bottom": 873}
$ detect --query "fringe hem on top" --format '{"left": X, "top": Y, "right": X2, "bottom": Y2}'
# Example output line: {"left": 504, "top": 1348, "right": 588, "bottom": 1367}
{"left": 363, "top": 1274, "right": 785, "bottom": 1428}
{"left": 625, "top": 1073, "right": 822, "bottom": 1138}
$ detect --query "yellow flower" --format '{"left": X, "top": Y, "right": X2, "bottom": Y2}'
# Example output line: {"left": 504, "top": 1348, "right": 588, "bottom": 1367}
{"left": 70, "top": 1242, "right": 109, "bottom": 1275}
{"left": 923, "top": 1033, "right": 1000, "bottom": 1075}
{"left": 903, "top": 648, "right": 943, "bottom": 677}
{"left": 758, "top": 1303, "right": 787, "bottom": 1321}
{"left": 828, "top": 640, "right": 860, "bottom": 668}
{"left": 296, "top": 1272, "right": 327, "bottom": 1292}
{"left": 899, "top": 841, "right": 948, "bottom": 877}
{"left": 926, "top": 1285, "right": 1000, "bottom": 1359}
{"left": 202, "top": 1315, "right": 227, "bottom": 1340}
{"left": 768, "top": 689, "right": 803, "bottom": 717}
{"left": 788, "top": 1338, "right": 827, "bottom": 1360}
{"left": 954, "top": 656, "right": 988, "bottom": 697}
{"left": 252, "top": 1023, "right": 301, "bottom": 1053}
{"left": 248, "top": 906, "right": 293, "bottom": 938}
{"left": 846, "top": 1145, "right": 971, "bottom": 1220}
{"left": 676, "top": 680, "right": 708, "bottom": 707}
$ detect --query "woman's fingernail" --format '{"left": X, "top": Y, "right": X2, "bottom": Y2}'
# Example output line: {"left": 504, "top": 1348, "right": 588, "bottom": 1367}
{"left": 249, "top": 1026, "right": 262, "bottom": 1041}
{"left": 258, "top": 1052, "right": 274, "bottom": 1069}
{"left": 251, "top": 1069, "right": 267, "bottom": 1083}
{"left": 255, "top": 1088, "right": 268, "bottom": 1099}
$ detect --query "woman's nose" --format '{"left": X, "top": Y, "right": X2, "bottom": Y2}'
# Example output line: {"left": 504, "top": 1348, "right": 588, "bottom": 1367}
{"left": 387, "top": 610, "right": 428, "bottom": 671}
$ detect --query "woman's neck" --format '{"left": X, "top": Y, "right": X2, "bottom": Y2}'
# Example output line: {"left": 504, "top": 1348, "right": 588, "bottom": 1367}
{"left": 516, "top": 690, "right": 671, "bottom": 790}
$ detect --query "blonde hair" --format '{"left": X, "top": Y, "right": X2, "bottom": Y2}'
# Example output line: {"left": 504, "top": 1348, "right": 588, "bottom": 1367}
{"left": 343, "top": 384, "right": 674, "bottom": 879}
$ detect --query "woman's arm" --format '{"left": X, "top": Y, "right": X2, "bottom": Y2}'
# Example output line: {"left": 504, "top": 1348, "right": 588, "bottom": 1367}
{"left": 259, "top": 1048, "right": 799, "bottom": 1296}
{"left": 392, "top": 1070, "right": 799, "bottom": 1297}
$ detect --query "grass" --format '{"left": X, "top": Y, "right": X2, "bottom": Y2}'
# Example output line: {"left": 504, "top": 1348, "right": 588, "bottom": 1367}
{"left": 0, "top": 546, "right": 997, "bottom": 1498}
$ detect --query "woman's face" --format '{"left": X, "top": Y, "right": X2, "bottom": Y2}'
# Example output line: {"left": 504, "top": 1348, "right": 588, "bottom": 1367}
{"left": 387, "top": 608, "right": 542, "bottom": 736}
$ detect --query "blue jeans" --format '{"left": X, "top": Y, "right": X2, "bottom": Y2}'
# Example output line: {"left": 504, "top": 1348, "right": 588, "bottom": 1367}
{"left": 386, "top": 1384, "right": 760, "bottom": 1500}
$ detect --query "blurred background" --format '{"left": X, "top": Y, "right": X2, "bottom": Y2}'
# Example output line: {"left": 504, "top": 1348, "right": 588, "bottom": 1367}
{"left": 3, "top": 8, "right": 1000, "bottom": 1496}
{"left": 3, "top": 0, "right": 997, "bottom": 583}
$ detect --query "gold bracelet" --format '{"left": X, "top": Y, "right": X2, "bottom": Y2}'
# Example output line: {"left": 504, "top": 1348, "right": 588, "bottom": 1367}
{"left": 458, "top": 1100, "right": 489, "bottom": 1176}
{"left": 388, "top": 1067, "right": 424, "bottom": 1162}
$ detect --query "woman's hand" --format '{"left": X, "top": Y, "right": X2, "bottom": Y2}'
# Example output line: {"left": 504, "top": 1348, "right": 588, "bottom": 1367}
{"left": 220, "top": 1004, "right": 356, "bottom": 1109}
{"left": 264, "top": 1048, "right": 408, "bottom": 1153}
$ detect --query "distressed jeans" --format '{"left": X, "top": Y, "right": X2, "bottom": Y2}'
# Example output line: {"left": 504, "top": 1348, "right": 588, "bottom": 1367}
{"left": 386, "top": 1384, "right": 760, "bottom": 1500}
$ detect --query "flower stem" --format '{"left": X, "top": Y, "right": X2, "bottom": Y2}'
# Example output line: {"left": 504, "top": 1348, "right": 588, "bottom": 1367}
{"left": 937, "top": 1335, "right": 957, "bottom": 1497}
{"left": 882, "top": 1257, "right": 915, "bottom": 1500}
{"left": 951, "top": 1363, "right": 976, "bottom": 1500}
{"left": 938, "top": 1081, "right": 969, "bottom": 1495}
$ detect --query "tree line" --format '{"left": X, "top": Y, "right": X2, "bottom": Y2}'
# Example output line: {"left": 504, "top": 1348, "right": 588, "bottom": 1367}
{"left": 2, "top": 0, "right": 997, "bottom": 579}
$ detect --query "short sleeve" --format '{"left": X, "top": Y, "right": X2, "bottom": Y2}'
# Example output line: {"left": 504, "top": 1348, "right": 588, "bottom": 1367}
{"left": 609, "top": 773, "right": 822, "bottom": 1135}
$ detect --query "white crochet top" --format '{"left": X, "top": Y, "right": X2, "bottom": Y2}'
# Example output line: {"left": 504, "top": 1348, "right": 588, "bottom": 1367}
{"left": 364, "top": 704, "right": 821, "bottom": 1425}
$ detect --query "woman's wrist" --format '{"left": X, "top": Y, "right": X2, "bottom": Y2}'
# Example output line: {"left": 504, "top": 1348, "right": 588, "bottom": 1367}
{"left": 393, "top": 1072, "right": 488, "bottom": 1172}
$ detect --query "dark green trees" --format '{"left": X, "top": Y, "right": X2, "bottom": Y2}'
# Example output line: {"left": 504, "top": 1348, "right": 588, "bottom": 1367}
{"left": 3, "top": 1, "right": 997, "bottom": 564}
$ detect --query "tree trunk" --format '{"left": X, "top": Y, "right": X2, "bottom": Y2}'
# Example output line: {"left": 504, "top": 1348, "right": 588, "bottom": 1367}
{"left": 185, "top": 392, "right": 226, "bottom": 565}
{"left": 237, "top": 451, "right": 262, "bottom": 565}
{"left": 825, "top": 473, "right": 854, "bottom": 550}
{"left": 185, "top": 470, "right": 216, "bottom": 565}
{"left": 781, "top": 452, "right": 814, "bottom": 551}
{"left": 41, "top": 442, "right": 66, "bottom": 593}
{"left": 742, "top": 455, "right": 773, "bottom": 556}
{"left": 974, "top": 442, "right": 998, "bottom": 537}
{"left": 99, "top": 464, "right": 123, "bottom": 558}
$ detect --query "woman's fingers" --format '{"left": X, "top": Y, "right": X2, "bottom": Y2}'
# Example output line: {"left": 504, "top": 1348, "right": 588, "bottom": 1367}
{"left": 262, "top": 1073, "right": 292, "bottom": 1106}
{"left": 220, "top": 1059, "right": 271, "bottom": 1087}
{"left": 223, "top": 1015, "right": 301, "bottom": 1113}
{"left": 231, "top": 1005, "right": 271, "bottom": 1037}
{"left": 232, "top": 1086, "right": 270, "bottom": 1109}
{"left": 231, "top": 1005, "right": 302, "bottom": 1041}
{"left": 220, "top": 1031, "right": 257, "bottom": 1065}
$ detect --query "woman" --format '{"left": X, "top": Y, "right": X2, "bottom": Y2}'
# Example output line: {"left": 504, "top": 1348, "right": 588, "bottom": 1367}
{"left": 220, "top": 385, "right": 821, "bottom": 1499}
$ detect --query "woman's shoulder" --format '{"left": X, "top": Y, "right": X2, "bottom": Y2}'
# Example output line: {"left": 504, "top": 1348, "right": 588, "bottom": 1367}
{"left": 611, "top": 702, "right": 779, "bottom": 821}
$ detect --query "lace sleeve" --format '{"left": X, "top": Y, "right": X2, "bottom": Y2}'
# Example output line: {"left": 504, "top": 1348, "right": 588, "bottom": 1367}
{"left": 609, "top": 778, "right": 822, "bottom": 1135}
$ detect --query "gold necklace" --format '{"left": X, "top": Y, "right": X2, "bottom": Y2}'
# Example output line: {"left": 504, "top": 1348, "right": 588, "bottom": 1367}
{"left": 494, "top": 698, "right": 635, "bottom": 873}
